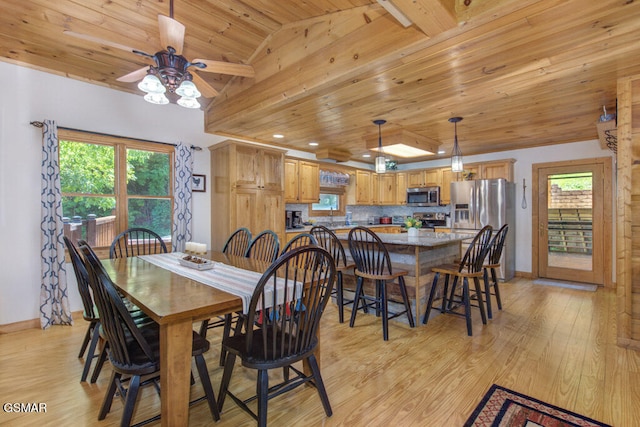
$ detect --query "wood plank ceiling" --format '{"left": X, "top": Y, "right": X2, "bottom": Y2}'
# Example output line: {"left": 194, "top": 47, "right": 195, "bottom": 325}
{"left": 1, "top": 0, "right": 639, "bottom": 163}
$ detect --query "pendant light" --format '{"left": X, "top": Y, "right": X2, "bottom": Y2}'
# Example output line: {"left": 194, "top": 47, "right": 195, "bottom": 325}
{"left": 449, "top": 116, "right": 464, "bottom": 173}
{"left": 373, "top": 119, "right": 387, "bottom": 173}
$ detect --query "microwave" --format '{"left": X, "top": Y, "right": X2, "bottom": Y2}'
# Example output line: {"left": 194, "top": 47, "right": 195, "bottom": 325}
{"left": 407, "top": 186, "right": 440, "bottom": 206}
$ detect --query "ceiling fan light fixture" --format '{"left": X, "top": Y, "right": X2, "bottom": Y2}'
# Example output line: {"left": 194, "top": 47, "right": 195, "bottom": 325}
{"left": 144, "top": 92, "right": 170, "bottom": 105}
{"left": 177, "top": 96, "right": 201, "bottom": 109}
{"left": 175, "top": 78, "right": 200, "bottom": 99}
{"left": 138, "top": 73, "right": 165, "bottom": 94}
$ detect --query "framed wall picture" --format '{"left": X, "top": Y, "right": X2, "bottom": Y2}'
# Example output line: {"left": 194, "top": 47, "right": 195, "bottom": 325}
{"left": 192, "top": 174, "right": 206, "bottom": 192}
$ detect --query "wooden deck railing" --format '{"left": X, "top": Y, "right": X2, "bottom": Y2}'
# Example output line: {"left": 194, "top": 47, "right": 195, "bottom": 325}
{"left": 547, "top": 208, "right": 592, "bottom": 254}
{"left": 63, "top": 215, "right": 116, "bottom": 247}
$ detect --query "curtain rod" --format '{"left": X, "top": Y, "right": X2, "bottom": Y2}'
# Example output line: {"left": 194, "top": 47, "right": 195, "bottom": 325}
{"left": 29, "top": 121, "right": 202, "bottom": 151}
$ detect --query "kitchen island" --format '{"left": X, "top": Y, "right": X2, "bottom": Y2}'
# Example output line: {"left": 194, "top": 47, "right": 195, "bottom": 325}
{"left": 334, "top": 230, "right": 468, "bottom": 325}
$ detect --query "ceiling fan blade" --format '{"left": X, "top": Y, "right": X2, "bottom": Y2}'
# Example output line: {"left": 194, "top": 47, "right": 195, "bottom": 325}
{"left": 63, "top": 30, "right": 140, "bottom": 54}
{"left": 158, "top": 15, "right": 185, "bottom": 54}
{"left": 116, "top": 67, "right": 149, "bottom": 83}
{"left": 192, "top": 59, "right": 255, "bottom": 78}
{"left": 191, "top": 73, "right": 219, "bottom": 98}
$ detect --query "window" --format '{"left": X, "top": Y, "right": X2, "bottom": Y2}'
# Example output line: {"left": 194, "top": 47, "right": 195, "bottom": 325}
{"left": 59, "top": 129, "right": 173, "bottom": 248}
{"left": 310, "top": 188, "right": 346, "bottom": 216}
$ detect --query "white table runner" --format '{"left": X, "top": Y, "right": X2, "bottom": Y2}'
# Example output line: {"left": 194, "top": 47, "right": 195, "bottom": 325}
{"left": 138, "top": 252, "right": 299, "bottom": 314}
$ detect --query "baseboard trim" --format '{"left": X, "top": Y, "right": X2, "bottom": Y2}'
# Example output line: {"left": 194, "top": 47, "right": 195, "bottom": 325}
{"left": 515, "top": 270, "right": 534, "bottom": 279}
{"left": 0, "top": 310, "right": 82, "bottom": 334}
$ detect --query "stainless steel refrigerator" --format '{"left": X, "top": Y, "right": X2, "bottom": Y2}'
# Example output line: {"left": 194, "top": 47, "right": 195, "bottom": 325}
{"left": 450, "top": 178, "right": 516, "bottom": 280}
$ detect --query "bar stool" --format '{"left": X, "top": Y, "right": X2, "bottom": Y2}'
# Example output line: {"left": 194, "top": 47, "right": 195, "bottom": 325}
{"left": 422, "top": 225, "right": 493, "bottom": 336}
{"left": 483, "top": 224, "right": 508, "bottom": 319}
{"left": 311, "top": 225, "right": 358, "bottom": 323}
{"left": 347, "top": 227, "right": 415, "bottom": 340}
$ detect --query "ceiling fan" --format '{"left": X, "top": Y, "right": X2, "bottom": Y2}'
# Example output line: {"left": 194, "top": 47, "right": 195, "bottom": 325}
{"left": 64, "top": 0, "right": 255, "bottom": 107}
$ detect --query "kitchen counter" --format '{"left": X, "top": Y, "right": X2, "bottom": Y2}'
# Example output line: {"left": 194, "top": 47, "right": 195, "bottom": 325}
{"left": 285, "top": 223, "right": 403, "bottom": 232}
{"left": 332, "top": 230, "right": 465, "bottom": 325}
{"left": 333, "top": 230, "right": 467, "bottom": 248}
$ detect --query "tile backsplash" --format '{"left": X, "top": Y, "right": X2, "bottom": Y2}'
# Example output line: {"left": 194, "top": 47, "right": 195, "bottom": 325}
{"left": 286, "top": 203, "right": 451, "bottom": 226}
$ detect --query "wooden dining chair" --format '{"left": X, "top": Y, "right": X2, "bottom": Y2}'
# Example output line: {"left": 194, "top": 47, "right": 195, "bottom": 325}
{"left": 483, "top": 224, "right": 509, "bottom": 319}
{"left": 347, "top": 226, "right": 415, "bottom": 340}
{"left": 222, "top": 227, "right": 252, "bottom": 256}
{"left": 79, "top": 242, "right": 220, "bottom": 426}
{"left": 422, "top": 225, "right": 493, "bottom": 336}
{"left": 63, "top": 236, "right": 102, "bottom": 382}
{"left": 245, "top": 230, "right": 280, "bottom": 263}
{"left": 109, "top": 227, "right": 168, "bottom": 259}
{"left": 217, "top": 246, "right": 336, "bottom": 427}
{"left": 311, "top": 225, "right": 358, "bottom": 323}
{"left": 280, "top": 232, "right": 317, "bottom": 255}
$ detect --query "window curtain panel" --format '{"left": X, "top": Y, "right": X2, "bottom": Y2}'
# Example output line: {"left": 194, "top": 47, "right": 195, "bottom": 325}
{"left": 172, "top": 142, "right": 193, "bottom": 252}
{"left": 40, "top": 119, "right": 73, "bottom": 328}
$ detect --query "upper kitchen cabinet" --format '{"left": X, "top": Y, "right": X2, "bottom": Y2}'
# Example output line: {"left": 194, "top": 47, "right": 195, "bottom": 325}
{"left": 396, "top": 172, "right": 407, "bottom": 205}
{"left": 480, "top": 159, "right": 516, "bottom": 181}
{"left": 440, "top": 168, "right": 454, "bottom": 205}
{"left": 377, "top": 173, "right": 396, "bottom": 205}
{"left": 354, "top": 170, "right": 373, "bottom": 204}
{"left": 407, "top": 168, "right": 445, "bottom": 188}
{"left": 408, "top": 170, "right": 430, "bottom": 187}
{"left": 210, "top": 141, "right": 285, "bottom": 251}
{"left": 284, "top": 158, "right": 319, "bottom": 203}
{"left": 457, "top": 159, "right": 516, "bottom": 182}
{"left": 234, "top": 143, "right": 284, "bottom": 191}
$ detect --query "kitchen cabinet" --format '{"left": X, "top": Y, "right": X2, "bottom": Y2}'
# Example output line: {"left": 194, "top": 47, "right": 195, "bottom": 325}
{"left": 454, "top": 159, "right": 515, "bottom": 182}
{"left": 396, "top": 172, "right": 407, "bottom": 205}
{"left": 407, "top": 170, "right": 426, "bottom": 187}
{"left": 440, "top": 168, "right": 454, "bottom": 205}
{"left": 479, "top": 159, "right": 515, "bottom": 181}
{"left": 407, "top": 168, "right": 444, "bottom": 188}
{"left": 424, "top": 169, "right": 441, "bottom": 186}
{"left": 284, "top": 158, "right": 319, "bottom": 203}
{"left": 355, "top": 170, "right": 373, "bottom": 204}
{"left": 210, "top": 141, "right": 286, "bottom": 251}
{"left": 377, "top": 173, "right": 396, "bottom": 205}
{"left": 372, "top": 173, "right": 380, "bottom": 205}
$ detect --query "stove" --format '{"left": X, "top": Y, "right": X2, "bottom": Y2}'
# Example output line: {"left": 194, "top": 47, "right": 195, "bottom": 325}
{"left": 413, "top": 212, "right": 447, "bottom": 229}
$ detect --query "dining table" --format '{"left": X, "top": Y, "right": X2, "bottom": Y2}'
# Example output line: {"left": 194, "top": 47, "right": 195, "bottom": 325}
{"left": 101, "top": 250, "right": 272, "bottom": 427}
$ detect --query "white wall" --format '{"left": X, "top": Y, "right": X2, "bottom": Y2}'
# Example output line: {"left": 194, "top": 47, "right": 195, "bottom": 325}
{"left": 0, "top": 61, "right": 224, "bottom": 325}
{"left": 0, "top": 60, "right": 616, "bottom": 325}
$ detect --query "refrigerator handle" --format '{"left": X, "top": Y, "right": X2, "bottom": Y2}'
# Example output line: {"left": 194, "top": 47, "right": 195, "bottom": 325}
{"left": 469, "top": 186, "right": 475, "bottom": 226}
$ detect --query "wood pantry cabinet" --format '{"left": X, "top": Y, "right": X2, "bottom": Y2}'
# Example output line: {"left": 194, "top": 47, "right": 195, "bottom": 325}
{"left": 210, "top": 141, "right": 286, "bottom": 251}
{"left": 284, "top": 158, "right": 319, "bottom": 203}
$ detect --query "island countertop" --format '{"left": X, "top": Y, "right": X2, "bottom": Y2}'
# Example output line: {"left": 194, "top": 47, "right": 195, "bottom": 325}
{"left": 333, "top": 229, "right": 467, "bottom": 325}
{"left": 333, "top": 230, "right": 469, "bottom": 248}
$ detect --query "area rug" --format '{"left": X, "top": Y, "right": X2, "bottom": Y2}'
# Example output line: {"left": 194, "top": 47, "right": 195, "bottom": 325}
{"left": 464, "top": 384, "right": 611, "bottom": 427}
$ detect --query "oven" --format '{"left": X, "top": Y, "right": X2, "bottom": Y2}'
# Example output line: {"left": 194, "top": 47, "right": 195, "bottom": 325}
{"left": 407, "top": 186, "right": 441, "bottom": 207}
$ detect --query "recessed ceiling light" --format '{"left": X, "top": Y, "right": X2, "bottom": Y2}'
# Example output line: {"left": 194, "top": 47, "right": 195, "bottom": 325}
{"left": 309, "top": 142, "right": 319, "bottom": 146}
{"left": 438, "top": 150, "right": 446, "bottom": 154}
{"left": 362, "top": 154, "right": 371, "bottom": 158}
{"left": 273, "top": 134, "right": 284, "bottom": 139}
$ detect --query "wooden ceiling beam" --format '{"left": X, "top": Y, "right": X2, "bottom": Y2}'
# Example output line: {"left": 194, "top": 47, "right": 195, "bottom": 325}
{"left": 387, "top": 0, "right": 457, "bottom": 37}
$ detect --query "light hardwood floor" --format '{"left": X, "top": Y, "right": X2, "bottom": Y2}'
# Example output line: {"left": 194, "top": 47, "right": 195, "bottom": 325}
{"left": 0, "top": 278, "right": 638, "bottom": 426}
